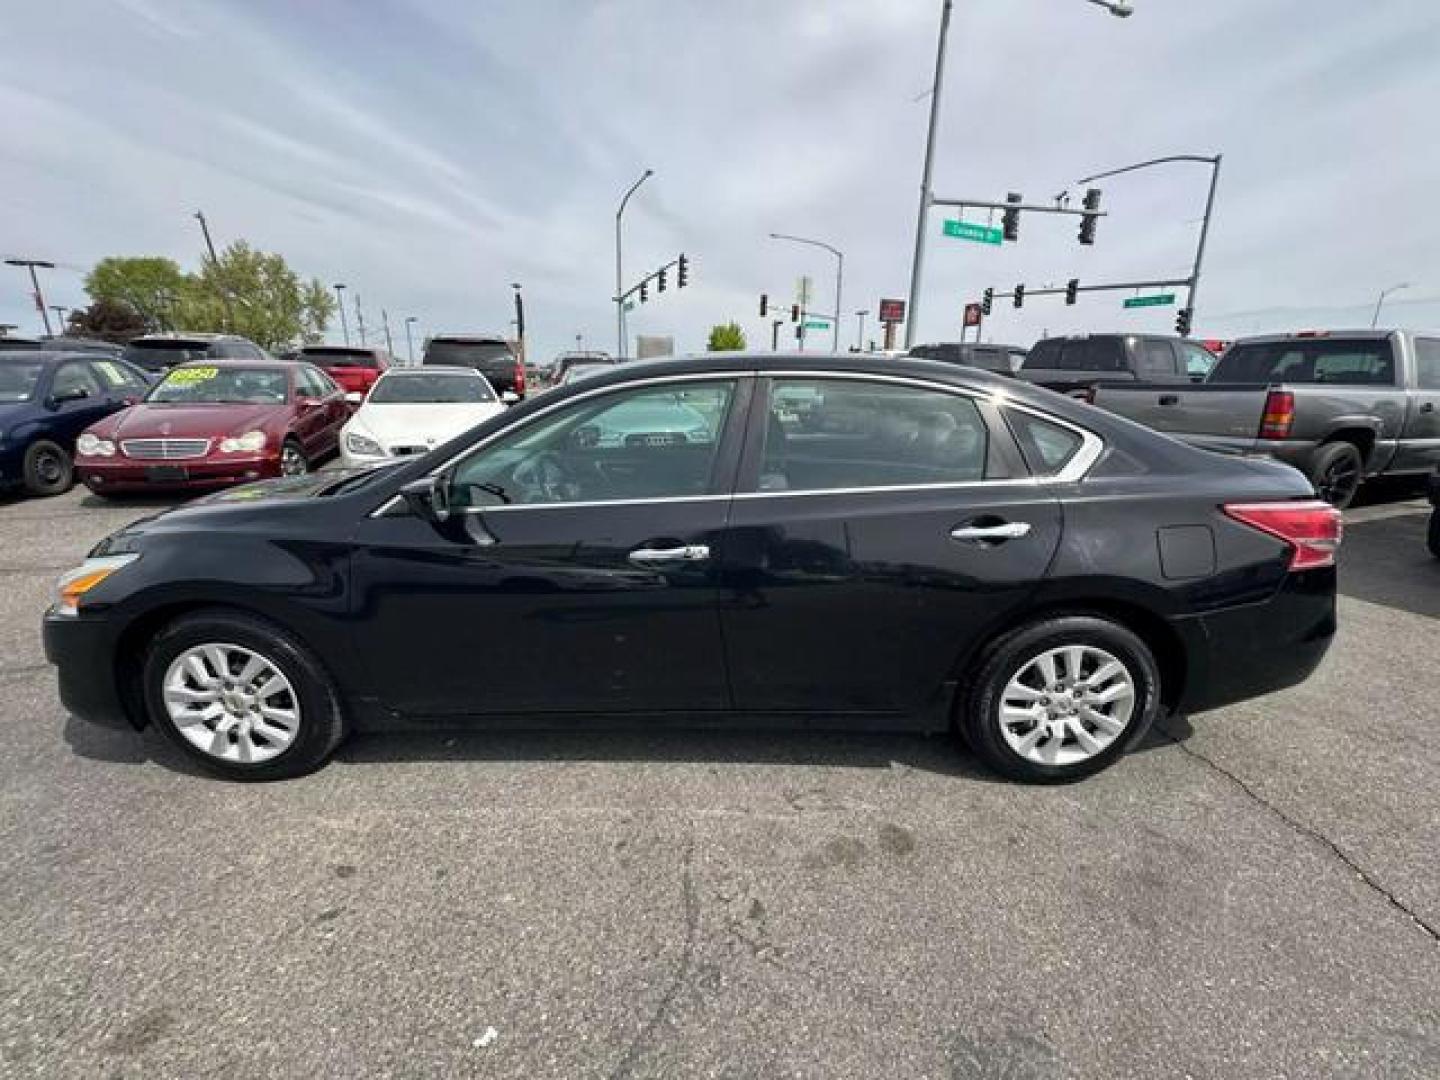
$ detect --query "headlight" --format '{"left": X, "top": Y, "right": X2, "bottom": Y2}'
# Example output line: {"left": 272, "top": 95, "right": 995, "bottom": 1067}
{"left": 345, "top": 431, "right": 385, "bottom": 457}
{"left": 77, "top": 434, "right": 117, "bottom": 457}
{"left": 53, "top": 554, "right": 140, "bottom": 617}
{"left": 219, "top": 430, "right": 267, "bottom": 453}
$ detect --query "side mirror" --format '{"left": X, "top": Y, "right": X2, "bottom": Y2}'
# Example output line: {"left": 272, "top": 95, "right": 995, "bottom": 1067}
{"left": 399, "top": 475, "right": 451, "bottom": 524}
{"left": 51, "top": 387, "right": 90, "bottom": 406}
{"left": 298, "top": 396, "right": 322, "bottom": 411}
{"left": 345, "top": 391, "right": 364, "bottom": 405}
{"left": 501, "top": 390, "right": 519, "bottom": 404}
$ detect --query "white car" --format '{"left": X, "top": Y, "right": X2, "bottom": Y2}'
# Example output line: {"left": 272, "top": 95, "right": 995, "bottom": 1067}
{"left": 340, "top": 367, "right": 507, "bottom": 467}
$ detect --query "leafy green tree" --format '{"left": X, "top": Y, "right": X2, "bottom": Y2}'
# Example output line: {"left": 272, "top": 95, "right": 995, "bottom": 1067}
{"left": 707, "top": 322, "right": 746, "bottom": 352}
{"left": 184, "top": 241, "right": 335, "bottom": 351}
{"left": 84, "top": 256, "right": 188, "bottom": 331}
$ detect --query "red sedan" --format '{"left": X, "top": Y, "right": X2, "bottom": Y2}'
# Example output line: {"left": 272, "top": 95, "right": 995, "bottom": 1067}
{"left": 75, "top": 361, "right": 349, "bottom": 496}
{"left": 295, "top": 345, "right": 391, "bottom": 396}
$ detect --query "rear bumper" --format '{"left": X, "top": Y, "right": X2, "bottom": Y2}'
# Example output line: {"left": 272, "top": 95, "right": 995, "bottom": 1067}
{"left": 77, "top": 454, "right": 281, "bottom": 493}
{"left": 43, "top": 611, "right": 137, "bottom": 730}
{"left": 1172, "top": 568, "right": 1337, "bottom": 715}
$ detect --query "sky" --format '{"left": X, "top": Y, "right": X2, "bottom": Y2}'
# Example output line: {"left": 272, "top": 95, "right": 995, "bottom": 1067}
{"left": 3, "top": 0, "right": 1439, "bottom": 361}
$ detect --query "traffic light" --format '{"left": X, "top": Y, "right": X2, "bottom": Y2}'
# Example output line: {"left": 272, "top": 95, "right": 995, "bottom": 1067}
{"left": 1175, "top": 307, "right": 1193, "bottom": 336}
{"left": 1065, "top": 278, "right": 1079, "bottom": 306}
{"left": 790, "top": 304, "right": 800, "bottom": 323}
{"left": 760, "top": 293, "right": 768, "bottom": 318}
{"left": 981, "top": 288, "right": 993, "bottom": 316}
{"left": 677, "top": 254, "right": 689, "bottom": 288}
{"left": 1078, "top": 187, "right": 1102, "bottom": 245}
{"left": 657, "top": 268, "right": 667, "bottom": 292}
{"left": 1002, "top": 192, "right": 1022, "bottom": 242}
{"left": 1013, "top": 284, "right": 1025, "bottom": 309}
{"left": 639, "top": 280, "right": 648, "bottom": 303}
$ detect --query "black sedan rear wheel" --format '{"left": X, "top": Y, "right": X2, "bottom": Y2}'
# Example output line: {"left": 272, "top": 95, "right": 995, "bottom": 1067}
{"left": 959, "top": 615, "right": 1161, "bottom": 783}
{"left": 23, "top": 439, "right": 74, "bottom": 497}
{"left": 143, "top": 609, "right": 346, "bottom": 781}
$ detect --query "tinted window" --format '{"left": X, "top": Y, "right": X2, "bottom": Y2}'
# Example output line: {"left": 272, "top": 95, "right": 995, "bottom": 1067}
{"left": 304, "top": 348, "right": 380, "bottom": 369}
{"left": 451, "top": 380, "right": 735, "bottom": 507}
{"left": 759, "top": 378, "right": 989, "bottom": 492}
{"left": 1413, "top": 339, "right": 1440, "bottom": 391}
{"left": 149, "top": 365, "right": 289, "bottom": 404}
{"left": 424, "top": 340, "right": 514, "bottom": 370}
{"left": 123, "top": 341, "right": 210, "bottom": 372}
{"left": 53, "top": 362, "right": 102, "bottom": 399}
{"left": 0, "top": 360, "right": 45, "bottom": 402}
{"left": 370, "top": 373, "right": 496, "bottom": 403}
{"left": 1138, "top": 339, "right": 1177, "bottom": 377}
{"left": 1024, "top": 338, "right": 1126, "bottom": 372}
{"left": 1213, "top": 339, "right": 1396, "bottom": 385}
{"left": 1006, "top": 409, "right": 1084, "bottom": 476}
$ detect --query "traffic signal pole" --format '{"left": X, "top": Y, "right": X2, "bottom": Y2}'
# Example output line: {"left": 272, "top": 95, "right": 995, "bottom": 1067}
{"left": 903, "top": 0, "right": 953, "bottom": 350}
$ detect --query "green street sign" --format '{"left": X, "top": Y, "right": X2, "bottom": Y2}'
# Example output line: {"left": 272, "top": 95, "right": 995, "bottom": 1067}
{"left": 1123, "top": 293, "right": 1177, "bottom": 309}
{"left": 943, "top": 220, "right": 1004, "bottom": 245}
{"left": 803, "top": 320, "right": 830, "bottom": 331}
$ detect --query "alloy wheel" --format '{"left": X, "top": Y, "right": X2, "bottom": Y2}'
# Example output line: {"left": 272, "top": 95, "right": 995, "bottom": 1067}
{"left": 162, "top": 643, "right": 301, "bottom": 764}
{"left": 998, "top": 645, "right": 1136, "bottom": 766}
{"left": 280, "top": 444, "right": 308, "bottom": 477}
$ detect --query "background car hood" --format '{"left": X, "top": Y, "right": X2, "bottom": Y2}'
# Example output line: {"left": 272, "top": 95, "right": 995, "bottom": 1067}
{"left": 350, "top": 401, "right": 505, "bottom": 448}
{"left": 109, "top": 402, "right": 285, "bottom": 439}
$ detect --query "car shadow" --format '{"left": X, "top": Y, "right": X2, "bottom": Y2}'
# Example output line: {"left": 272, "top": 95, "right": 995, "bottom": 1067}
{"left": 1337, "top": 507, "right": 1440, "bottom": 620}
{"left": 75, "top": 492, "right": 188, "bottom": 511}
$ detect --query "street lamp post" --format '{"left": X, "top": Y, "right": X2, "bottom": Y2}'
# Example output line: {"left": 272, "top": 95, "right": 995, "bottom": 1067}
{"left": 5, "top": 258, "right": 56, "bottom": 336}
{"left": 615, "top": 169, "right": 654, "bottom": 358}
{"left": 904, "top": 0, "right": 1132, "bottom": 348}
{"left": 769, "top": 233, "right": 844, "bottom": 352}
{"left": 354, "top": 294, "right": 367, "bottom": 345}
{"left": 404, "top": 316, "right": 418, "bottom": 364}
{"left": 511, "top": 283, "right": 526, "bottom": 363}
{"left": 1371, "top": 283, "right": 1412, "bottom": 328}
{"left": 50, "top": 306, "right": 69, "bottom": 333}
{"left": 1077, "top": 153, "right": 1223, "bottom": 323}
{"left": 855, "top": 310, "right": 870, "bottom": 352}
{"left": 332, "top": 284, "right": 350, "bottom": 345}
{"left": 381, "top": 309, "right": 395, "bottom": 355}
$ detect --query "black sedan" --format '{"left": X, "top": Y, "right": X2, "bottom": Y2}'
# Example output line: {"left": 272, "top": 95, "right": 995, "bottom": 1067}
{"left": 43, "top": 354, "right": 1340, "bottom": 783}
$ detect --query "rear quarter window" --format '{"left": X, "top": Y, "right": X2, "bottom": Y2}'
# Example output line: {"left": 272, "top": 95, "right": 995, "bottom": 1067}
{"left": 1006, "top": 409, "right": 1085, "bottom": 476}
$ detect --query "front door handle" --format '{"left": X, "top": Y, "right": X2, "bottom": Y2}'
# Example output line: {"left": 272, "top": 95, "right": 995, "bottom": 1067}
{"left": 628, "top": 544, "right": 711, "bottom": 565}
{"left": 1421, "top": 401, "right": 1436, "bottom": 414}
{"left": 950, "top": 522, "right": 1032, "bottom": 542}
{"left": 1158, "top": 394, "right": 1179, "bottom": 406}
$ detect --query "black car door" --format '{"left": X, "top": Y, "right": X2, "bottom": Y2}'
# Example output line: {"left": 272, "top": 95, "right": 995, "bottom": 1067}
{"left": 717, "top": 374, "right": 1067, "bottom": 717}
{"left": 348, "top": 375, "right": 750, "bottom": 718}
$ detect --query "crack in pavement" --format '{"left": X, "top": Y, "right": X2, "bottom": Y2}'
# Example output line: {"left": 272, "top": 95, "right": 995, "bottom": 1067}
{"left": 1158, "top": 718, "right": 1440, "bottom": 945}
{"left": 608, "top": 828, "right": 699, "bottom": 1080}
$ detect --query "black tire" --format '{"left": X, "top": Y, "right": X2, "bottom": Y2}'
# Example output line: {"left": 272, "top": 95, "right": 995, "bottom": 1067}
{"left": 1428, "top": 509, "right": 1440, "bottom": 560}
{"left": 957, "top": 615, "right": 1161, "bottom": 784}
{"left": 23, "top": 439, "right": 74, "bottom": 497}
{"left": 280, "top": 438, "right": 309, "bottom": 477}
{"left": 142, "top": 609, "right": 346, "bottom": 781}
{"left": 1308, "top": 441, "right": 1363, "bottom": 509}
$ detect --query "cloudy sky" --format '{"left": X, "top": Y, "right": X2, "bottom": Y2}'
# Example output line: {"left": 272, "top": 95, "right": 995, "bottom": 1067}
{"left": 3, "top": 0, "right": 1439, "bottom": 359}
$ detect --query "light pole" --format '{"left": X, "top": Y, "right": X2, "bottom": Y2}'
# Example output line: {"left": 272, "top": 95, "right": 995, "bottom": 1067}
{"left": 354, "top": 294, "right": 367, "bottom": 345}
{"left": 332, "top": 283, "right": 349, "bottom": 345}
{"left": 855, "top": 310, "right": 870, "bottom": 352}
{"left": 404, "top": 316, "right": 417, "bottom": 364}
{"left": 769, "top": 233, "right": 844, "bottom": 351}
{"left": 1371, "top": 283, "right": 1412, "bottom": 328}
{"left": 381, "top": 308, "right": 395, "bottom": 355}
{"left": 1077, "top": 153, "right": 1223, "bottom": 323}
{"left": 193, "top": 210, "right": 234, "bottom": 331}
{"left": 50, "top": 306, "right": 69, "bottom": 334}
{"left": 5, "top": 258, "right": 56, "bottom": 336}
{"left": 511, "top": 282, "right": 526, "bottom": 363}
{"left": 904, "top": 0, "right": 1132, "bottom": 348}
{"left": 615, "top": 168, "right": 654, "bottom": 357}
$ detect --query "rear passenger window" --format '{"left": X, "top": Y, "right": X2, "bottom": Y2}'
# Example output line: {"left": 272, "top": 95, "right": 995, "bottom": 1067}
{"left": 759, "top": 379, "right": 992, "bottom": 492}
{"left": 1006, "top": 410, "right": 1085, "bottom": 476}
{"left": 1139, "top": 340, "right": 1177, "bottom": 377}
{"left": 1414, "top": 339, "right": 1440, "bottom": 390}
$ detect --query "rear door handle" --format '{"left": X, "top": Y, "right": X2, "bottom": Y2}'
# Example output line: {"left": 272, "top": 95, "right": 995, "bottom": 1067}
{"left": 950, "top": 522, "right": 1031, "bottom": 542}
{"left": 628, "top": 544, "right": 711, "bottom": 565}
{"left": 1421, "top": 401, "right": 1436, "bottom": 414}
{"left": 1158, "top": 394, "right": 1179, "bottom": 406}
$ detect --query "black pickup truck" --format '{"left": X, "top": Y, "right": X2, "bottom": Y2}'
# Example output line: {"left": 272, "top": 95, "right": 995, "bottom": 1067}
{"left": 1017, "top": 333, "right": 1217, "bottom": 395}
{"left": 1092, "top": 330, "right": 1440, "bottom": 507}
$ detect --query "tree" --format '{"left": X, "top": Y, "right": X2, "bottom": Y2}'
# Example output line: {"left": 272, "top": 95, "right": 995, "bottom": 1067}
{"left": 67, "top": 298, "right": 150, "bottom": 342}
{"left": 84, "top": 256, "right": 188, "bottom": 331}
{"left": 707, "top": 322, "right": 746, "bottom": 352}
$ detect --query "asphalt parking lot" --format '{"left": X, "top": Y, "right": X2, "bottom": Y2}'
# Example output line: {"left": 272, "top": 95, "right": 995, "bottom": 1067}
{"left": 1, "top": 485, "right": 1437, "bottom": 1079}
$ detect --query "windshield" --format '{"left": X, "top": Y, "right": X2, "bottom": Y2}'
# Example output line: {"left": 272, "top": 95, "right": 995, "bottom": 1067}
{"left": 0, "top": 361, "right": 44, "bottom": 402}
{"left": 148, "top": 365, "right": 290, "bottom": 404}
{"left": 1211, "top": 339, "right": 1396, "bottom": 385}
{"left": 423, "top": 341, "right": 513, "bottom": 369}
{"left": 561, "top": 364, "right": 612, "bottom": 385}
{"left": 123, "top": 342, "right": 210, "bottom": 372}
{"left": 369, "top": 373, "right": 496, "bottom": 403}
{"left": 303, "top": 348, "right": 379, "bottom": 369}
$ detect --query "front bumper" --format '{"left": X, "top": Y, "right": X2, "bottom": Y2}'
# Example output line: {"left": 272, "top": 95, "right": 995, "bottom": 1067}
{"left": 77, "top": 453, "right": 281, "bottom": 493}
{"left": 1172, "top": 567, "right": 1337, "bottom": 715}
{"left": 42, "top": 611, "right": 137, "bottom": 730}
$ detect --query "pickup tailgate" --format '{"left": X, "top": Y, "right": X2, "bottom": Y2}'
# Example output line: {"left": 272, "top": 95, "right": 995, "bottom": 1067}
{"left": 1091, "top": 383, "right": 1272, "bottom": 449}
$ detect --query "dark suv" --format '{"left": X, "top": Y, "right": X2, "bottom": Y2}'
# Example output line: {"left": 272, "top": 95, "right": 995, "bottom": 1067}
{"left": 421, "top": 335, "right": 524, "bottom": 399}
{"left": 1019, "top": 334, "right": 1216, "bottom": 396}
{"left": 122, "top": 333, "right": 268, "bottom": 375}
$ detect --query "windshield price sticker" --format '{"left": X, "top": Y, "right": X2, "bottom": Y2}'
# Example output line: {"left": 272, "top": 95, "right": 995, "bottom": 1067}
{"left": 166, "top": 366, "right": 219, "bottom": 384}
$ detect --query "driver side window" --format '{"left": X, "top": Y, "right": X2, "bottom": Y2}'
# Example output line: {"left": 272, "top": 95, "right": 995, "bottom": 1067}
{"left": 450, "top": 379, "right": 736, "bottom": 508}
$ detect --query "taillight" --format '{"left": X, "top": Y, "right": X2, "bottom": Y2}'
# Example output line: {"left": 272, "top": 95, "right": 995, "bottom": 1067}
{"left": 1223, "top": 500, "right": 1342, "bottom": 571}
{"left": 1068, "top": 385, "right": 1097, "bottom": 404}
{"left": 514, "top": 362, "right": 526, "bottom": 395}
{"left": 1258, "top": 389, "right": 1294, "bottom": 440}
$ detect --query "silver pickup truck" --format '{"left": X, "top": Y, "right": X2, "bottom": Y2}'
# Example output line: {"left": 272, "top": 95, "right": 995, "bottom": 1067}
{"left": 1091, "top": 330, "right": 1440, "bottom": 506}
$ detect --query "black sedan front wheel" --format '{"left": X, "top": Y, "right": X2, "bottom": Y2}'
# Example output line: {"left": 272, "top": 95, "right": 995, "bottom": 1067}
{"left": 960, "top": 615, "right": 1161, "bottom": 783}
{"left": 143, "top": 609, "right": 346, "bottom": 780}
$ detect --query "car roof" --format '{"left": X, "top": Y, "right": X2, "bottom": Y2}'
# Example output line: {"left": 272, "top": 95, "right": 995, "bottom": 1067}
{"left": 1228, "top": 329, "right": 1403, "bottom": 345}
{"left": 378, "top": 365, "right": 480, "bottom": 375}
{"left": 300, "top": 344, "right": 387, "bottom": 354}
{"left": 428, "top": 334, "right": 509, "bottom": 344}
